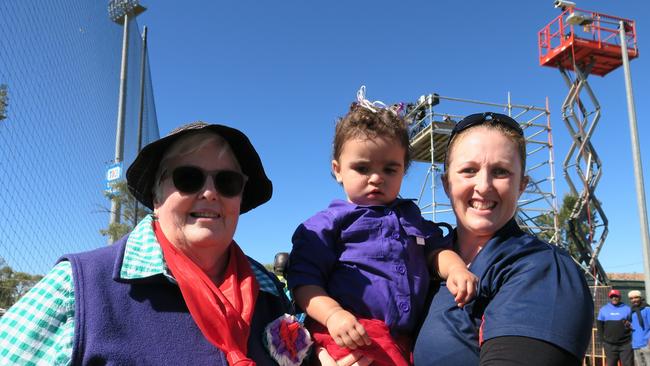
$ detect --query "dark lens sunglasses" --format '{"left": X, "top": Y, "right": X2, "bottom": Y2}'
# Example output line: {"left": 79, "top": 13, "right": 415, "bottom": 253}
{"left": 444, "top": 112, "right": 524, "bottom": 169}
{"left": 449, "top": 112, "right": 524, "bottom": 142}
{"left": 170, "top": 166, "right": 248, "bottom": 198}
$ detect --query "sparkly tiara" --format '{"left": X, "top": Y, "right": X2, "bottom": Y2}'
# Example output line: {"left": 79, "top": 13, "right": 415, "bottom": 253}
{"left": 356, "top": 85, "right": 403, "bottom": 115}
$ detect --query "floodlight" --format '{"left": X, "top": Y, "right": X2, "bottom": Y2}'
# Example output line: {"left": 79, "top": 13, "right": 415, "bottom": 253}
{"left": 108, "top": 0, "right": 146, "bottom": 24}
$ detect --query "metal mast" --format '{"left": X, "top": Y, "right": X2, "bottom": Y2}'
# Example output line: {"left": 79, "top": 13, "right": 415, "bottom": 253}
{"left": 107, "top": 0, "right": 146, "bottom": 243}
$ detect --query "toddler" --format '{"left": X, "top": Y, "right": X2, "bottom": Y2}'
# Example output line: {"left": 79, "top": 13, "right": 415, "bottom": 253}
{"left": 287, "top": 87, "right": 476, "bottom": 365}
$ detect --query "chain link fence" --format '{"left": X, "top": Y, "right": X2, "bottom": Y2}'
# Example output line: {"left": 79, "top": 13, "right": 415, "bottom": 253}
{"left": 0, "top": 0, "right": 159, "bottom": 304}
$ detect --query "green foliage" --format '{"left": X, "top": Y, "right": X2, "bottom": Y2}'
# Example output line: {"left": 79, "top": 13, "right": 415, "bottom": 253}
{"left": 100, "top": 222, "right": 132, "bottom": 242}
{"left": 534, "top": 193, "right": 595, "bottom": 258}
{"left": 100, "top": 180, "right": 151, "bottom": 242}
{"left": 0, "top": 258, "right": 43, "bottom": 309}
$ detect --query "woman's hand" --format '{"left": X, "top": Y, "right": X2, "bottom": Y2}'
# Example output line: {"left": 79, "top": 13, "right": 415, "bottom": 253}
{"left": 326, "top": 309, "right": 371, "bottom": 349}
{"left": 446, "top": 265, "right": 478, "bottom": 307}
{"left": 317, "top": 348, "right": 373, "bottom": 366}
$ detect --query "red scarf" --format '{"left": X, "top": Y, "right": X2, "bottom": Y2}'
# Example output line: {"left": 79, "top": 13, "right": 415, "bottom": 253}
{"left": 154, "top": 221, "right": 259, "bottom": 365}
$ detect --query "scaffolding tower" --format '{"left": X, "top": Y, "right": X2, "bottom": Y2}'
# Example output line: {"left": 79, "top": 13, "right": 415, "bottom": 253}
{"left": 538, "top": 5, "right": 639, "bottom": 284}
{"left": 405, "top": 94, "right": 561, "bottom": 248}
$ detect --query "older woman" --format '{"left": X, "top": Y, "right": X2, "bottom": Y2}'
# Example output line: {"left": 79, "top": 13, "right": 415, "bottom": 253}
{"left": 0, "top": 122, "right": 308, "bottom": 365}
{"left": 413, "top": 112, "right": 594, "bottom": 365}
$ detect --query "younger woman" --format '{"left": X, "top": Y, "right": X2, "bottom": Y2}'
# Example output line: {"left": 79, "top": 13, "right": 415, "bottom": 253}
{"left": 413, "top": 112, "right": 593, "bottom": 365}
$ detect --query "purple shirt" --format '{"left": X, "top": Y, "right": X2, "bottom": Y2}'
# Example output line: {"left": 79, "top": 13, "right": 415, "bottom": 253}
{"left": 287, "top": 199, "right": 447, "bottom": 336}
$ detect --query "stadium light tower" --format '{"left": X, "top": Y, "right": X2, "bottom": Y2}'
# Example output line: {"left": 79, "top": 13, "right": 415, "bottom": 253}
{"left": 107, "top": 0, "right": 146, "bottom": 243}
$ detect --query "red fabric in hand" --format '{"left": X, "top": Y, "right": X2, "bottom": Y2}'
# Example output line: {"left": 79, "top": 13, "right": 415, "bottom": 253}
{"left": 309, "top": 318, "right": 409, "bottom": 366}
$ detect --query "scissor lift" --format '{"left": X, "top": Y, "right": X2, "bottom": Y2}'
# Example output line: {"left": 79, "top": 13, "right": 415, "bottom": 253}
{"left": 538, "top": 6, "right": 639, "bottom": 285}
{"left": 406, "top": 94, "right": 560, "bottom": 247}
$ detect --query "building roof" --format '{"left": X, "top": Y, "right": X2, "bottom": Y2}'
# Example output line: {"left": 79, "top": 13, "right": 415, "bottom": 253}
{"left": 608, "top": 273, "right": 644, "bottom": 281}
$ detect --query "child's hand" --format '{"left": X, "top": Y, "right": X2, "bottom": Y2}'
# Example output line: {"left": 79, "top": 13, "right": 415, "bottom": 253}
{"left": 317, "top": 348, "right": 374, "bottom": 366}
{"left": 446, "top": 265, "right": 478, "bottom": 307}
{"left": 326, "top": 308, "right": 372, "bottom": 349}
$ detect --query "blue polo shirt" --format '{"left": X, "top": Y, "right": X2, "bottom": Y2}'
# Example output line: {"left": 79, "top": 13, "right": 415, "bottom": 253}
{"left": 598, "top": 302, "right": 631, "bottom": 322}
{"left": 630, "top": 307, "right": 650, "bottom": 349}
{"left": 287, "top": 199, "right": 446, "bottom": 336}
{"left": 413, "top": 219, "right": 593, "bottom": 364}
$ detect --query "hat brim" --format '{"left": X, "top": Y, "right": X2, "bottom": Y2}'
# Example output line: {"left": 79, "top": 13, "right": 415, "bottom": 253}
{"left": 126, "top": 123, "right": 272, "bottom": 214}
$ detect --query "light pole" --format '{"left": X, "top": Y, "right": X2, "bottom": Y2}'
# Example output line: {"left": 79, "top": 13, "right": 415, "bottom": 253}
{"left": 108, "top": 0, "right": 146, "bottom": 243}
{"left": 619, "top": 20, "right": 650, "bottom": 292}
{"left": 133, "top": 26, "right": 148, "bottom": 227}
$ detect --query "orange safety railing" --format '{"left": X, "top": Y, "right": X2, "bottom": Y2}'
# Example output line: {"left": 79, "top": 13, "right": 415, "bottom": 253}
{"left": 538, "top": 7, "right": 638, "bottom": 76}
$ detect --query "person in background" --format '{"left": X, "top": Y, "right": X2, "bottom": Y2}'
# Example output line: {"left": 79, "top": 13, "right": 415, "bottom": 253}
{"left": 288, "top": 86, "right": 477, "bottom": 365}
{"left": 0, "top": 122, "right": 311, "bottom": 365}
{"left": 629, "top": 290, "right": 650, "bottom": 366}
{"left": 413, "top": 112, "right": 594, "bottom": 365}
{"left": 273, "top": 252, "right": 290, "bottom": 287}
{"left": 598, "top": 289, "right": 633, "bottom": 366}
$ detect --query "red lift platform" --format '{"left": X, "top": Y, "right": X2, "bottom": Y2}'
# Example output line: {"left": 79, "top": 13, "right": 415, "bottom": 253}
{"left": 538, "top": 7, "right": 639, "bottom": 76}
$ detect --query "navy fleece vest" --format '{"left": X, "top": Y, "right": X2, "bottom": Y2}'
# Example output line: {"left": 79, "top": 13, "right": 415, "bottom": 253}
{"left": 60, "top": 235, "right": 290, "bottom": 365}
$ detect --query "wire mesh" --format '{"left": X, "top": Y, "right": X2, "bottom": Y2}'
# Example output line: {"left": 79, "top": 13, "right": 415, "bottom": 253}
{"left": 0, "top": 0, "right": 159, "bottom": 293}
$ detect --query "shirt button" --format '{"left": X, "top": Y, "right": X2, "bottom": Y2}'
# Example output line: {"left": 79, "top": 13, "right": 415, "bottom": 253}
{"left": 396, "top": 265, "right": 406, "bottom": 274}
{"left": 400, "top": 302, "right": 410, "bottom": 312}
{"left": 391, "top": 233, "right": 400, "bottom": 240}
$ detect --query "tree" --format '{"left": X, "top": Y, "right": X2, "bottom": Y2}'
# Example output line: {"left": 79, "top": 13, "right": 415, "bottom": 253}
{"left": 99, "top": 180, "right": 151, "bottom": 242}
{"left": 0, "top": 257, "right": 43, "bottom": 309}
{"left": 534, "top": 193, "right": 598, "bottom": 260}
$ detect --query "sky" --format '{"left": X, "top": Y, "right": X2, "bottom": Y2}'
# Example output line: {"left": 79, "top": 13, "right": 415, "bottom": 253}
{"left": 137, "top": 0, "right": 649, "bottom": 273}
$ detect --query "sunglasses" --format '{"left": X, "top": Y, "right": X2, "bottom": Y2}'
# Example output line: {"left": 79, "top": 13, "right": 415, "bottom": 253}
{"left": 449, "top": 112, "right": 524, "bottom": 142}
{"left": 444, "top": 112, "right": 524, "bottom": 169}
{"left": 167, "top": 166, "right": 248, "bottom": 197}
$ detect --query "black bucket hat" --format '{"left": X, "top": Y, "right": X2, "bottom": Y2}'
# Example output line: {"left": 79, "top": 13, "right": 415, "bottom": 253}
{"left": 126, "top": 121, "right": 272, "bottom": 213}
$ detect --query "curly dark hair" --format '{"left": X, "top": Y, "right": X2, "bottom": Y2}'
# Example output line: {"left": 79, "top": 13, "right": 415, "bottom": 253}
{"left": 332, "top": 103, "right": 411, "bottom": 171}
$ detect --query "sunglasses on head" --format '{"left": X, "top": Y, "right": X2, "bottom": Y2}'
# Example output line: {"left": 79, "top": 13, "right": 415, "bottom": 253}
{"left": 449, "top": 112, "right": 524, "bottom": 142}
{"left": 167, "top": 166, "right": 248, "bottom": 198}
